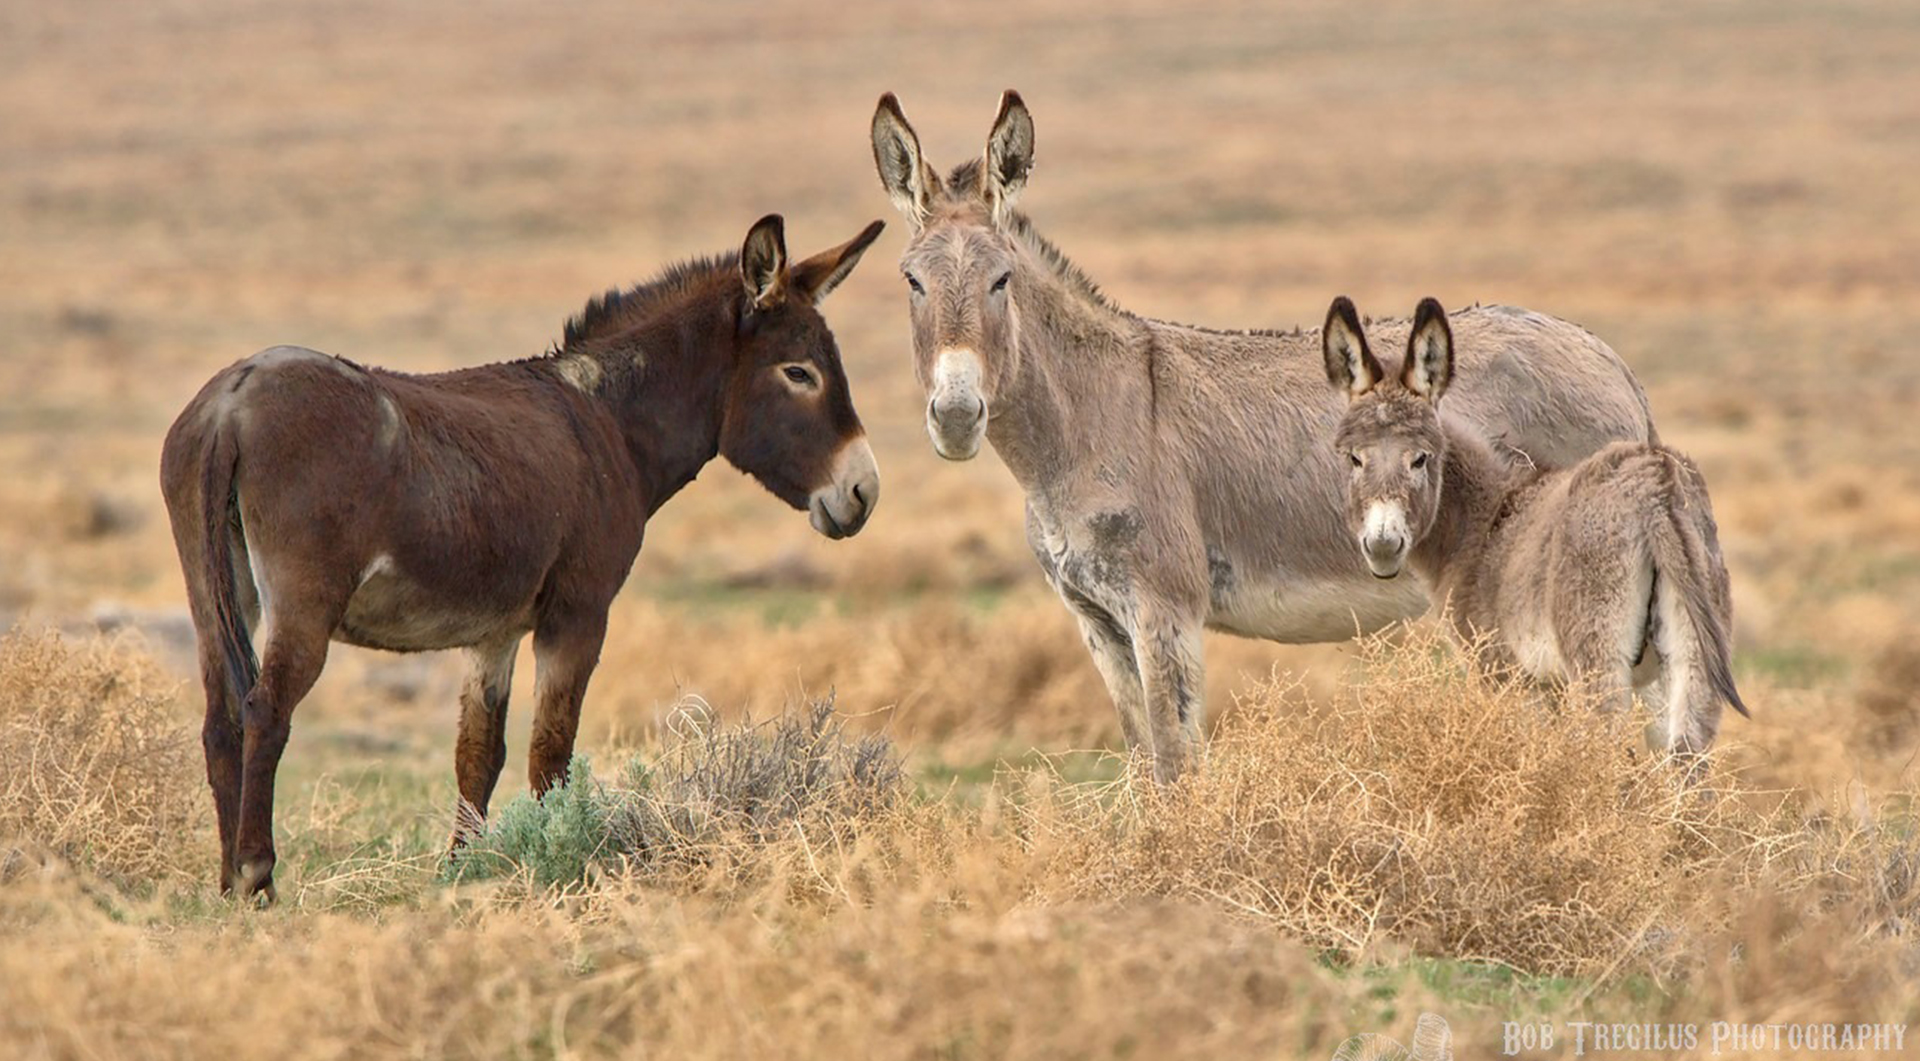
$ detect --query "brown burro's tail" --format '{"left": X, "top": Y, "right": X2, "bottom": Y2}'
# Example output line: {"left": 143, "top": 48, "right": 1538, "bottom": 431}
{"left": 198, "top": 419, "right": 258, "bottom": 709}
{"left": 1648, "top": 475, "right": 1750, "bottom": 720}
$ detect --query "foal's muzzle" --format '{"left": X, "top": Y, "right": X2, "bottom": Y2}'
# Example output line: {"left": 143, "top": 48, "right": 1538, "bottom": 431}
{"left": 1360, "top": 500, "right": 1411, "bottom": 578}
{"left": 808, "top": 436, "right": 880, "bottom": 539}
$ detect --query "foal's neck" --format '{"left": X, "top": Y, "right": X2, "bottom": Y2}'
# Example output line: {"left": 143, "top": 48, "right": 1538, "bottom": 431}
{"left": 1409, "top": 419, "right": 1523, "bottom": 589}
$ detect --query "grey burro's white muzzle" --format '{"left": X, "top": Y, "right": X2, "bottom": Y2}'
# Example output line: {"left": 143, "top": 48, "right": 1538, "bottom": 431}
{"left": 927, "top": 347, "right": 988, "bottom": 461}
{"left": 808, "top": 435, "right": 879, "bottom": 539}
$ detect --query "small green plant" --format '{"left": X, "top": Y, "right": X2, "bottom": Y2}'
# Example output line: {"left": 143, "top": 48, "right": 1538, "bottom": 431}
{"left": 448, "top": 697, "right": 904, "bottom": 891}
{"left": 448, "top": 754, "right": 609, "bottom": 889}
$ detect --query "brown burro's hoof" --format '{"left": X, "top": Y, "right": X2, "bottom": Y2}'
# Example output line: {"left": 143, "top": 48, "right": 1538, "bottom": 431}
{"left": 234, "top": 859, "right": 279, "bottom": 908}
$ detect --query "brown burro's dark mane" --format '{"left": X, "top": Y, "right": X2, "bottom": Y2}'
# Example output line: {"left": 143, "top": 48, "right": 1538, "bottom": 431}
{"left": 160, "top": 214, "right": 884, "bottom": 904}
{"left": 557, "top": 254, "right": 742, "bottom": 351}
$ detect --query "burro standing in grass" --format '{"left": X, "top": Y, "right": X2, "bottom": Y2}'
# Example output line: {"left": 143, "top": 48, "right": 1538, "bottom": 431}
{"left": 1323, "top": 296, "right": 1748, "bottom": 772}
{"left": 870, "top": 90, "right": 1660, "bottom": 781}
{"left": 160, "top": 215, "right": 885, "bottom": 903}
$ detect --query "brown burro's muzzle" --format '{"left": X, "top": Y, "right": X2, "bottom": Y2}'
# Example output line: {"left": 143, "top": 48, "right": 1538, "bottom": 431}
{"left": 808, "top": 435, "right": 880, "bottom": 539}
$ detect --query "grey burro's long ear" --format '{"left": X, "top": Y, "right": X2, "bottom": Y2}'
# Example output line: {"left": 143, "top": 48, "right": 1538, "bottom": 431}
{"left": 791, "top": 220, "right": 887, "bottom": 305}
{"left": 1323, "top": 295, "right": 1384, "bottom": 398}
{"left": 982, "top": 89, "right": 1035, "bottom": 222}
{"left": 872, "top": 93, "right": 939, "bottom": 229}
{"left": 1403, "top": 297, "right": 1454, "bottom": 403}
{"left": 740, "top": 213, "right": 789, "bottom": 310}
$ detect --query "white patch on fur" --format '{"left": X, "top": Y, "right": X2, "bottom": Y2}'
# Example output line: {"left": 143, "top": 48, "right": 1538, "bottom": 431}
{"left": 242, "top": 522, "right": 274, "bottom": 652}
{"left": 554, "top": 356, "right": 603, "bottom": 393}
{"left": 375, "top": 394, "right": 402, "bottom": 449}
{"left": 359, "top": 554, "right": 396, "bottom": 587}
{"left": 1653, "top": 569, "right": 1707, "bottom": 751}
{"left": 1508, "top": 621, "right": 1569, "bottom": 682}
{"left": 1207, "top": 574, "right": 1428, "bottom": 643}
{"left": 928, "top": 348, "right": 988, "bottom": 459}
{"left": 1362, "top": 501, "right": 1409, "bottom": 549}
{"left": 932, "top": 347, "right": 984, "bottom": 394}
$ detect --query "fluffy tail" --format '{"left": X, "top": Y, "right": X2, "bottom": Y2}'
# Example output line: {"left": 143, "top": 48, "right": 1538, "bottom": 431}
{"left": 198, "top": 421, "right": 258, "bottom": 710}
{"left": 1647, "top": 475, "right": 1748, "bottom": 721}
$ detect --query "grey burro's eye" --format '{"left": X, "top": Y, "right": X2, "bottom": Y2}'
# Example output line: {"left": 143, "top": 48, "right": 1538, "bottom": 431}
{"left": 990, "top": 271, "right": 1012, "bottom": 293}
{"left": 1349, "top": 452, "right": 1363, "bottom": 468}
{"left": 905, "top": 274, "right": 925, "bottom": 294}
{"left": 1411, "top": 452, "right": 1430, "bottom": 470}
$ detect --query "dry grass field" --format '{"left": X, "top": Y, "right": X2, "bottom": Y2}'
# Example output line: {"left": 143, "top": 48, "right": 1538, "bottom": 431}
{"left": 4, "top": 0, "right": 1920, "bottom": 1056}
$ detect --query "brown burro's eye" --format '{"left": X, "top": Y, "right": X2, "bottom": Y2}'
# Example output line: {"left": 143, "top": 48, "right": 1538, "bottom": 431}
{"left": 783, "top": 365, "right": 813, "bottom": 385}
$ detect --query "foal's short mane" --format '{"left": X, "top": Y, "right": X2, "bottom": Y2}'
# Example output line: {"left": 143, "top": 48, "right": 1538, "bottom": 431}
{"left": 552, "top": 253, "right": 742, "bottom": 354}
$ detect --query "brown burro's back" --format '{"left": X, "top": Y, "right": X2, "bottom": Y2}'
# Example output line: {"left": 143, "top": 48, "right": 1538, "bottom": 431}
{"left": 1321, "top": 296, "right": 1748, "bottom": 774}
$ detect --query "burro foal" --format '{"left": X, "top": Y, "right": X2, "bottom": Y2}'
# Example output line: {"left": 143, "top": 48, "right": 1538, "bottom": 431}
{"left": 1324, "top": 296, "right": 1748, "bottom": 772}
{"left": 161, "top": 214, "right": 885, "bottom": 902}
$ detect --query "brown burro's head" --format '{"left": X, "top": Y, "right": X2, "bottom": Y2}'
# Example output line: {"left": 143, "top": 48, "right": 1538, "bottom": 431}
{"left": 722, "top": 214, "right": 885, "bottom": 539}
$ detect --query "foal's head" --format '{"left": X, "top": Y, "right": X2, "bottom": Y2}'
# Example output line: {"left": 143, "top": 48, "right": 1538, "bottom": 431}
{"left": 724, "top": 215, "right": 887, "bottom": 539}
{"left": 869, "top": 91, "right": 1036, "bottom": 461}
{"left": 1324, "top": 297, "right": 1456, "bottom": 579}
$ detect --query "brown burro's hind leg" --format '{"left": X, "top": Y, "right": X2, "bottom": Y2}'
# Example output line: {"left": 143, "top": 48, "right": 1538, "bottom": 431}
{"left": 231, "top": 609, "right": 336, "bottom": 904}
{"left": 197, "top": 644, "right": 246, "bottom": 892}
{"left": 526, "top": 608, "right": 610, "bottom": 795}
{"left": 450, "top": 636, "right": 521, "bottom": 849}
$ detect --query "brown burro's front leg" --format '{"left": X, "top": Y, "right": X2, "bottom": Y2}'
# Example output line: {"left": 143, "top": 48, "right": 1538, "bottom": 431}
{"left": 526, "top": 607, "right": 610, "bottom": 795}
{"left": 449, "top": 636, "right": 522, "bottom": 851}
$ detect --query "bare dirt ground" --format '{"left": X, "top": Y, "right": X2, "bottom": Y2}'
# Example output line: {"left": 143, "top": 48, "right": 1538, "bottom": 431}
{"left": 3, "top": 0, "right": 1918, "bottom": 1056}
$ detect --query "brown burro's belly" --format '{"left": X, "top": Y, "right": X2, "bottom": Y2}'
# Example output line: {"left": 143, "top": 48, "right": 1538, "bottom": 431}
{"left": 334, "top": 554, "right": 537, "bottom": 653}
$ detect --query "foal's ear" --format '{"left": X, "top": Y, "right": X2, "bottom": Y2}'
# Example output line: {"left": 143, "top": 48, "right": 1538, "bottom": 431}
{"left": 740, "top": 214, "right": 789, "bottom": 310}
{"left": 873, "top": 93, "right": 939, "bottom": 230}
{"left": 1403, "top": 298, "right": 1454, "bottom": 403}
{"left": 792, "top": 220, "right": 887, "bottom": 305}
{"left": 1323, "top": 296, "right": 1384, "bottom": 398}
{"left": 982, "top": 90, "right": 1035, "bottom": 224}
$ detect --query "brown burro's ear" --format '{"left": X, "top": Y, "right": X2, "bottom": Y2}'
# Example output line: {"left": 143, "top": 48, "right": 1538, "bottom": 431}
{"left": 740, "top": 213, "right": 789, "bottom": 310}
{"left": 1403, "top": 297, "right": 1454, "bottom": 403}
{"left": 872, "top": 93, "right": 939, "bottom": 230}
{"left": 791, "top": 220, "right": 886, "bottom": 305}
{"left": 1323, "top": 295, "right": 1384, "bottom": 399}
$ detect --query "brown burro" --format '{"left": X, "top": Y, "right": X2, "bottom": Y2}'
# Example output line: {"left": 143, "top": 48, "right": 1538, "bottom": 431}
{"left": 870, "top": 90, "right": 1659, "bottom": 782}
{"left": 1324, "top": 296, "right": 1748, "bottom": 778}
{"left": 160, "top": 214, "right": 884, "bottom": 902}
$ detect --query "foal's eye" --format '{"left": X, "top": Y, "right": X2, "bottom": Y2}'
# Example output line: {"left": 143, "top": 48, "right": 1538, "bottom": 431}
{"left": 1411, "top": 452, "right": 1430, "bottom": 470}
{"left": 782, "top": 365, "right": 815, "bottom": 386}
{"left": 990, "top": 271, "right": 1012, "bottom": 294}
{"left": 905, "top": 274, "right": 925, "bottom": 295}
{"left": 1348, "top": 452, "right": 1363, "bottom": 469}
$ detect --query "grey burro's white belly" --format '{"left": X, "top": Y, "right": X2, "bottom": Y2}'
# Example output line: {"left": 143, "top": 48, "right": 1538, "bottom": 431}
{"left": 1205, "top": 571, "right": 1431, "bottom": 643}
